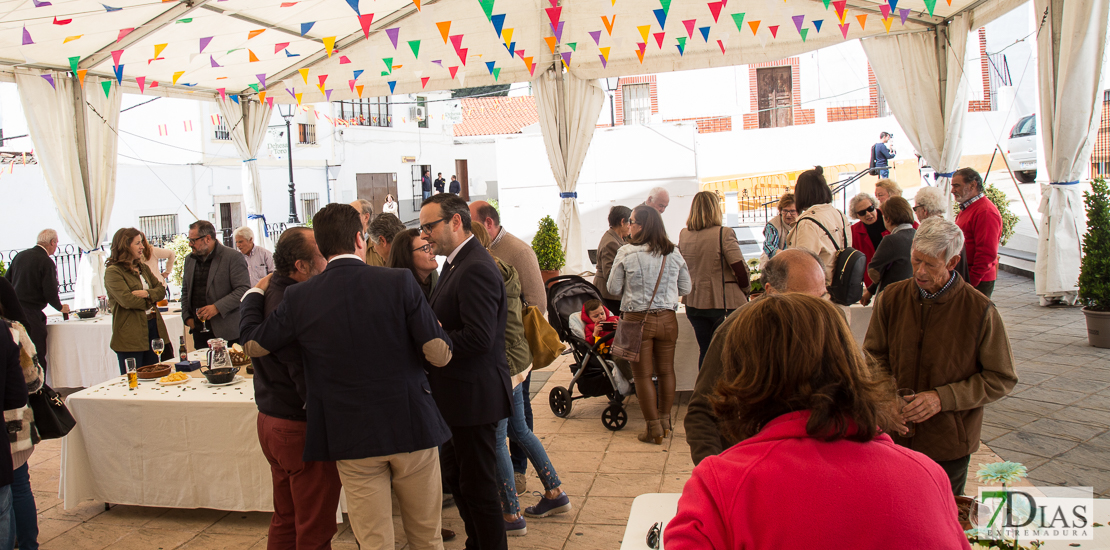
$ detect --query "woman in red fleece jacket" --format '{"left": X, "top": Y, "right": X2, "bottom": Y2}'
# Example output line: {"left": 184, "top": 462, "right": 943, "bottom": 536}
{"left": 665, "top": 294, "right": 970, "bottom": 550}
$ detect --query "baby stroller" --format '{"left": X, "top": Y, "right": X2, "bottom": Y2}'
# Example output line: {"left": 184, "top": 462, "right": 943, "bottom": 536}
{"left": 545, "top": 275, "right": 634, "bottom": 431}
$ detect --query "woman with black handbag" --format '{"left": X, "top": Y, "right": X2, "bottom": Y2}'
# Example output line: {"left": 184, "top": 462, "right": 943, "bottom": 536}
{"left": 4, "top": 313, "right": 42, "bottom": 550}
{"left": 0, "top": 303, "right": 30, "bottom": 550}
{"left": 608, "top": 205, "right": 691, "bottom": 445}
{"left": 678, "top": 191, "right": 750, "bottom": 367}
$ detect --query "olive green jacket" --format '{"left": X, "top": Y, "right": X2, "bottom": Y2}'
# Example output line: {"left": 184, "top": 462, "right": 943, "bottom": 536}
{"left": 105, "top": 262, "right": 170, "bottom": 353}
{"left": 494, "top": 258, "right": 532, "bottom": 378}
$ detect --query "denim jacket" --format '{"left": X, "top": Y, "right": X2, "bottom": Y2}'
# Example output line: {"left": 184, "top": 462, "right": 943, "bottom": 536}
{"left": 606, "top": 244, "right": 691, "bottom": 313}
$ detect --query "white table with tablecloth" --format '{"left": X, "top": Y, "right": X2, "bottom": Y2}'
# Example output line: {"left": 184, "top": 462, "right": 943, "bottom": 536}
{"left": 45, "top": 311, "right": 185, "bottom": 389}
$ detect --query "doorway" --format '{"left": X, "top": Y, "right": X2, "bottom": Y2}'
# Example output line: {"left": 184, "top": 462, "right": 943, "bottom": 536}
{"left": 214, "top": 197, "right": 242, "bottom": 247}
{"left": 454, "top": 159, "right": 470, "bottom": 201}
{"left": 355, "top": 173, "right": 397, "bottom": 217}
{"left": 757, "top": 67, "right": 793, "bottom": 128}
{"left": 411, "top": 164, "right": 432, "bottom": 212}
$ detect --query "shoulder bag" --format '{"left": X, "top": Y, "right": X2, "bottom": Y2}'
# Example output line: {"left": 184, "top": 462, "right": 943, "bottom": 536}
{"left": 28, "top": 383, "right": 76, "bottom": 440}
{"left": 522, "top": 300, "right": 565, "bottom": 370}
{"left": 799, "top": 216, "right": 865, "bottom": 306}
{"left": 611, "top": 255, "right": 667, "bottom": 362}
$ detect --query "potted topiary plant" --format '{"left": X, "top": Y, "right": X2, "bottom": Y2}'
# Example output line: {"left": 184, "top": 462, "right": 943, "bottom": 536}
{"left": 532, "top": 215, "right": 565, "bottom": 285}
{"left": 1079, "top": 178, "right": 1110, "bottom": 348}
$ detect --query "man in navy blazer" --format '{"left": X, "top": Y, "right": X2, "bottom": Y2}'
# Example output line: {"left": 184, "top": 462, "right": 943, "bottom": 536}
{"left": 421, "top": 194, "right": 512, "bottom": 550}
{"left": 241, "top": 203, "right": 454, "bottom": 550}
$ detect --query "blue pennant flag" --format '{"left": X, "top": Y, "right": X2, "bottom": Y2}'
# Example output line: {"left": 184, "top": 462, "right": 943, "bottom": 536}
{"left": 491, "top": 14, "right": 506, "bottom": 37}
{"left": 300, "top": 21, "right": 315, "bottom": 36}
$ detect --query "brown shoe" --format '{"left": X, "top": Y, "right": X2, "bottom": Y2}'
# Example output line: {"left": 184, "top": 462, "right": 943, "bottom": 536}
{"left": 658, "top": 413, "right": 672, "bottom": 438}
{"left": 637, "top": 419, "right": 664, "bottom": 445}
{"left": 441, "top": 528, "right": 456, "bottom": 541}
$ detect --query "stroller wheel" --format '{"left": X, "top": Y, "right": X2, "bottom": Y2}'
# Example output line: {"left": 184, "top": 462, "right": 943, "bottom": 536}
{"left": 549, "top": 386, "right": 572, "bottom": 418}
{"left": 602, "top": 404, "right": 628, "bottom": 431}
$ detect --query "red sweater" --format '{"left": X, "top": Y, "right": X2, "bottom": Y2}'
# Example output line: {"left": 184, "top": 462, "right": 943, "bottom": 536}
{"left": 955, "top": 197, "right": 1002, "bottom": 286}
{"left": 665, "top": 411, "right": 970, "bottom": 550}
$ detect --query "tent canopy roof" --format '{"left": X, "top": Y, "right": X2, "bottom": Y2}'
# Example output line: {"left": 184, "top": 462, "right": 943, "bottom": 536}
{"left": 1, "top": 0, "right": 1012, "bottom": 102}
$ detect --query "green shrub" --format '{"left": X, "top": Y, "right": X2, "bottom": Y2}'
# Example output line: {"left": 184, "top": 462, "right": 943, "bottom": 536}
{"left": 1079, "top": 178, "right": 1110, "bottom": 311}
{"left": 532, "top": 215, "right": 565, "bottom": 271}
{"left": 0, "top": 259, "right": 5, "bottom": 278}
{"left": 168, "top": 234, "right": 192, "bottom": 288}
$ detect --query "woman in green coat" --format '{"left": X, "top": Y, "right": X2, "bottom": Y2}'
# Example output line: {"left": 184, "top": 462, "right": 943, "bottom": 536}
{"left": 104, "top": 228, "right": 171, "bottom": 374}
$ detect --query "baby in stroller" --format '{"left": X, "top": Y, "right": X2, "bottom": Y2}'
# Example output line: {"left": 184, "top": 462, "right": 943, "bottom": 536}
{"left": 580, "top": 300, "right": 619, "bottom": 355}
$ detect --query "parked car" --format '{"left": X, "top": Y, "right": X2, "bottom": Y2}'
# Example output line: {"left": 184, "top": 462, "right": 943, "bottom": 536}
{"left": 1007, "top": 114, "right": 1037, "bottom": 183}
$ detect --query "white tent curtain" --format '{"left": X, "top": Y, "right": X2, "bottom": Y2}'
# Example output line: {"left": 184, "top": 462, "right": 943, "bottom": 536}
{"left": 862, "top": 15, "right": 970, "bottom": 212}
{"left": 534, "top": 66, "right": 605, "bottom": 274}
{"left": 1032, "top": 0, "right": 1109, "bottom": 303}
{"left": 216, "top": 95, "right": 274, "bottom": 250}
{"left": 15, "top": 70, "right": 121, "bottom": 309}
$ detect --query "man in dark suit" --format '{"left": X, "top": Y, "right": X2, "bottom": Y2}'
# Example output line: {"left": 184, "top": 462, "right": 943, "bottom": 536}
{"left": 421, "top": 193, "right": 512, "bottom": 550}
{"left": 181, "top": 220, "right": 250, "bottom": 349}
{"left": 241, "top": 203, "right": 454, "bottom": 549}
{"left": 5, "top": 229, "right": 68, "bottom": 373}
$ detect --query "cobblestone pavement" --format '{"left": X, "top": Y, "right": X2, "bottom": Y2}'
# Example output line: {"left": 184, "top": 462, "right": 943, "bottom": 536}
{"left": 981, "top": 272, "right": 1110, "bottom": 498}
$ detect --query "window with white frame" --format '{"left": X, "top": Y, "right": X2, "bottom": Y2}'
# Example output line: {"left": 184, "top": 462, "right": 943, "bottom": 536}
{"left": 622, "top": 83, "right": 651, "bottom": 126}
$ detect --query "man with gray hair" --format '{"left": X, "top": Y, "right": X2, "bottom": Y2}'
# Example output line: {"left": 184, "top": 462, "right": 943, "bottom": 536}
{"left": 643, "top": 187, "right": 670, "bottom": 214}
{"left": 5, "top": 228, "right": 68, "bottom": 372}
{"left": 685, "top": 248, "right": 828, "bottom": 465}
{"left": 863, "top": 217, "right": 1017, "bottom": 496}
{"left": 913, "top": 186, "right": 970, "bottom": 283}
{"left": 233, "top": 226, "right": 275, "bottom": 286}
{"left": 951, "top": 167, "right": 1002, "bottom": 298}
{"left": 367, "top": 213, "right": 407, "bottom": 262}
{"left": 349, "top": 199, "right": 387, "bottom": 267}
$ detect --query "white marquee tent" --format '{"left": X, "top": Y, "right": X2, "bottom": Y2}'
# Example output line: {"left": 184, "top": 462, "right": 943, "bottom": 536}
{"left": 0, "top": 0, "right": 1104, "bottom": 303}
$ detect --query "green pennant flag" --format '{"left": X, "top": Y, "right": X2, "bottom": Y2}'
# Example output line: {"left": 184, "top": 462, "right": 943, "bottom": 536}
{"left": 822, "top": 0, "right": 830, "bottom": 8}
{"left": 800, "top": 28, "right": 808, "bottom": 41}
{"left": 922, "top": 0, "right": 936, "bottom": 15}
{"left": 381, "top": 71, "right": 390, "bottom": 76}
{"left": 101, "top": 80, "right": 112, "bottom": 98}
{"left": 478, "top": 0, "right": 495, "bottom": 21}
{"left": 566, "top": 42, "right": 576, "bottom": 51}
{"left": 383, "top": 57, "right": 393, "bottom": 73}
{"left": 658, "top": 0, "right": 670, "bottom": 14}
{"left": 227, "top": 48, "right": 242, "bottom": 54}
{"left": 676, "top": 36, "right": 686, "bottom": 47}
{"left": 176, "top": 17, "right": 192, "bottom": 23}
{"left": 68, "top": 55, "right": 79, "bottom": 74}
{"left": 408, "top": 39, "right": 421, "bottom": 58}
{"left": 493, "top": 67, "right": 501, "bottom": 81}
{"left": 731, "top": 12, "right": 746, "bottom": 33}
{"left": 248, "top": 83, "right": 259, "bottom": 92}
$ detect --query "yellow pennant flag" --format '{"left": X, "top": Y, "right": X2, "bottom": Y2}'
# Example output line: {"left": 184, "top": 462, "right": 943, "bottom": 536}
{"left": 295, "top": 92, "right": 303, "bottom": 105}
{"left": 172, "top": 70, "right": 184, "bottom": 85}
{"left": 502, "top": 28, "right": 514, "bottom": 49}
{"left": 882, "top": 16, "right": 893, "bottom": 32}
{"left": 299, "top": 68, "right": 309, "bottom": 84}
{"left": 64, "top": 35, "right": 82, "bottom": 43}
{"left": 153, "top": 43, "right": 167, "bottom": 58}
{"left": 323, "top": 37, "right": 336, "bottom": 57}
{"left": 637, "top": 25, "right": 650, "bottom": 43}
{"left": 317, "top": 84, "right": 325, "bottom": 95}
{"left": 599, "top": 46, "right": 610, "bottom": 62}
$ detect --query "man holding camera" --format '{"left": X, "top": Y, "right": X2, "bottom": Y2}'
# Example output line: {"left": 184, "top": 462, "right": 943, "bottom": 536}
{"left": 871, "top": 132, "right": 897, "bottom": 179}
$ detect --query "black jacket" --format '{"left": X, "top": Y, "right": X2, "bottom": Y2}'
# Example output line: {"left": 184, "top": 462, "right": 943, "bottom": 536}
{"left": 0, "top": 278, "right": 28, "bottom": 326}
{"left": 422, "top": 176, "right": 433, "bottom": 193}
{"left": 434, "top": 177, "right": 446, "bottom": 193}
{"left": 427, "top": 237, "right": 512, "bottom": 427}
{"left": 449, "top": 179, "right": 461, "bottom": 194}
{"left": 5, "top": 246, "right": 62, "bottom": 316}
{"left": 252, "top": 274, "right": 308, "bottom": 421}
{"left": 240, "top": 258, "right": 453, "bottom": 461}
{"left": 0, "top": 321, "right": 29, "bottom": 487}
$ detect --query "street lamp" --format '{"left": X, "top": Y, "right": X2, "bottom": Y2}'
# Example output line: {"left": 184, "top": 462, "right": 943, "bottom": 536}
{"left": 278, "top": 104, "right": 300, "bottom": 223}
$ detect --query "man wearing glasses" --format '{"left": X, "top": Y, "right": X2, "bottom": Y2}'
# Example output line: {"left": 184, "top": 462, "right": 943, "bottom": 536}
{"left": 420, "top": 194, "right": 512, "bottom": 550}
{"left": 180, "top": 220, "right": 250, "bottom": 350}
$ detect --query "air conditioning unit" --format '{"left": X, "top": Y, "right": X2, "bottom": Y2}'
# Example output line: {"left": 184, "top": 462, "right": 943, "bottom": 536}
{"left": 410, "top": 106, "right": 427, "bottom": 121}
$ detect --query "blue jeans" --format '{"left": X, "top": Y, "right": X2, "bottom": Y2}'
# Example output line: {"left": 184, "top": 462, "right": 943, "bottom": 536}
{"left": 10, "top": 464, "right": 35, "bottom": 550}
{"left": 878, "top": 169, "right": 890, "bottom": 178}
{"left": 495, "top": 384, "right": 561, "bottom": 515}
{"left": 508, "top": 373, "right": 533, "bottom": 474}
{"left": 0, "top": 484, "right": 14, "bottom": 550}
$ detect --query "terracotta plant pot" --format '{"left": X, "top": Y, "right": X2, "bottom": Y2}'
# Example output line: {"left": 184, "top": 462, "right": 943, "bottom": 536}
{"left": 541, "top": 269, "right": 561, "bottom": 287}
{"left": 1083, "top": 307, "right": 1110, "bottom": 348}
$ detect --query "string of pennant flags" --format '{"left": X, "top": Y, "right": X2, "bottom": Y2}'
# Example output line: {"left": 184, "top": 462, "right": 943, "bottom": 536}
{"left": 18, "top": 0, "right": 945, "bottom": 101}
{"left": 153, "top": 105, "right": 474, "bottom": 138}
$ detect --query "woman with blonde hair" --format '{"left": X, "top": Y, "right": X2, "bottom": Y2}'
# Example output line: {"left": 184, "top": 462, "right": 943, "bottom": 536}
{"left": 104, "top": 228, "right": 171, "bottom": 374}
{"left": 873, "top": 178, "right": 903, "bottom": 206}
{"left": 665, "top": 294, "right": 970, "bottom": 550}
{"left": 678, "top": 191, "right": 749, "bottom": 367}
{"left": 760, "top": 192, "right": 797, "bottom": 265}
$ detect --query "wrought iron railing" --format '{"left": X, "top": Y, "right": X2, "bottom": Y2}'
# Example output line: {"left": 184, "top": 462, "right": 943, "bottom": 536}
{"left": 2, "top": 244, "right": 88, "bottom": 298}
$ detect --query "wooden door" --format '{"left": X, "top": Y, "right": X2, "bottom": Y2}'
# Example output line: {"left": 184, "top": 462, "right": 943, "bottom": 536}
{"left": 355, "top": 173, "right": 397, "bottom": 215}
{"left": 455, "top": 159, "right": 470, "bottom": 201}
{"left": 757, "top": 67, "right": 793, "bottom": 129}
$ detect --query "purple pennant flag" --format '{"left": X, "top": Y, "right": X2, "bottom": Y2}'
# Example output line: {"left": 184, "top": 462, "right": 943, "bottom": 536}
{"left": 32, "top": 0, "right": 52, "bottom": 6}
{"left": 898, "top": 8, "right": 909, "bottom": 24}
{"left": 325, "top": 89, "right": 332, "bottom": 101}
{"left": 598, "top": 54, "right": 607, "bottom": 68}
{"left": 792, "top": 14, "right": 805, "bottom": 33}
{"left": 560, "top": 51, "right": 571, "bottom": 65}
{"left": 431, "top": 59, "right": 442, "bottom": 67}
{"left": 386, "top": 27, "right": 400, "bottom": 49}
{"left": 210, "top": 55, "right": 221, "bottom": 67}
{"left": 550, "top": 21, "right": 564, "bottom": 42}
{"left": 22, "top": 26, "right": 33, "bottom": 45}
{"left": 256, "top": 74, "right": 266, "bottom": 87}
{"left": 41, "top": 74, "right": 55, "bottom": 89}
{"left": 286, "top": 87, "right": 295, "bottom": 98}
{"left": 199, "top": 36, "right": 213, "bottom": 53}
{"left": 589, "top": 30, "right": 601, "bottom": 45}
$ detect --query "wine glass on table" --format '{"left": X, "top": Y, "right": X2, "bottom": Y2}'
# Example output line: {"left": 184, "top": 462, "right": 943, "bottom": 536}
{"left": 151, "top": 338, "right": 165, "bottom": 363}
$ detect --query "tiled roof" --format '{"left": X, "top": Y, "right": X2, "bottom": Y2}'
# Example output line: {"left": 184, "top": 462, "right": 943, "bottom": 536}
{"left": 452, "top": 96, "right": 538, "bottom": 137}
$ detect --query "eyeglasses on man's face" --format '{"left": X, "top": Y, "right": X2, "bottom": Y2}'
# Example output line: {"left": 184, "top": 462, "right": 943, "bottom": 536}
{"left": 420, "top": 216, "right": 452, "bottom": 234}
{"left": 412, "top": 243, "right": 433, "bottom": 254}
{"left": 188, "top": 235, "right": 209, "bottom": 244}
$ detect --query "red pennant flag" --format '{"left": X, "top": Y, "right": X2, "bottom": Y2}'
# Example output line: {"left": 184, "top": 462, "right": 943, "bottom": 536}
{"left": 707, "top": 1, "right": 723, "bottom": 22}
{"left": 358, "top": 13, "right": 375, "bottom": 39}
{"left": 545, "top": 7, "right": 562, "bottom": 27}
{"left": 717, "top": 39, "right": 725, "bottom": 53}
{"left": 683, "top": 19, "right": 696, "bottom": 38}
{"left": 274, "top": 42, "right": 289, "bottom": 53}
{"left": 449, "top": 66, "right": 459, "bottom": 79}
{"left": 117, "top": 28, "right": 134, "bottom": 42}
{"left": 768, "top": 25, "right": 778, "bottom": 38}
{"left": 421, "top": 77, "right": 430, "bottom": 88}
{"left": 653, "top": 32, "right": 665, "bottom": 48}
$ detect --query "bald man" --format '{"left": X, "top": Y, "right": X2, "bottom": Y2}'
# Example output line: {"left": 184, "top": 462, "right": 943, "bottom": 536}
{"left": 685, "top": 249, "right": 830, "bottom": 465}
{"left": 349, "top": 200, "right": 387, "bottom": 267}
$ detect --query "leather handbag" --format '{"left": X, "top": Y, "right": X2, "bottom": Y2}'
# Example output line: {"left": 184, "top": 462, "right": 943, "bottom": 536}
{"left": 611, "top": 256, "right": 667, "bottom": 362}
{"left": 522, "top": 303, "right": 565, "bottom": 370}
{"left": 28, "top": 383, "right": 75, "bottom": 440}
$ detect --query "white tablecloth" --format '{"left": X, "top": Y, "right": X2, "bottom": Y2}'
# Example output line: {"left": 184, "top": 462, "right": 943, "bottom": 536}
{"left": 60, "top": 374, "right": 275, "bottom": 511}
{"left": 45, "top": 311, "right": 185, "bottom": 388}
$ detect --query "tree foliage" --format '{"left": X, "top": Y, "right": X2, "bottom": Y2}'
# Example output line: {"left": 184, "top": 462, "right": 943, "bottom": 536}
{"left": 1079, "top": 178, "right": 1110, "bottom": 311}
{"left": 532, "top": 215, "right": 565, "bottom": 271}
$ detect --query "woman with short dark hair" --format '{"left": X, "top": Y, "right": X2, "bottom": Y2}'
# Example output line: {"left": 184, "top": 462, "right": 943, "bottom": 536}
{"left": 387, "top": 229, "right": 439, "bottom": 300}
{"left": 104, "top": 227, "right": 171, "bottom": 374}
{"left": 665, "top": 294, "right": 970, "bottom": 550}
{"left": 608, "top": 206, "right": 691, "bottom": 444}
{"left": 786, "top": 167, "right": 851, "bottom": 297}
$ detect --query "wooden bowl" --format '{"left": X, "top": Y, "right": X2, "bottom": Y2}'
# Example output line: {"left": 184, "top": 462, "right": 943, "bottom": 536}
{"left": 137, "top": 364, "right": 171, "bottom": 379}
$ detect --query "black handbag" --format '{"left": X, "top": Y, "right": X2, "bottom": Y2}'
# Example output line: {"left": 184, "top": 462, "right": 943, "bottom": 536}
{"left": 28, "top": 383, "right": 75, "bottom": 440}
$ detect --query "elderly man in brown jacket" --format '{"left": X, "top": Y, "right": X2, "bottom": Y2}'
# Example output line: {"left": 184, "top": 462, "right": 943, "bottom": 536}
{"left": 594, "top": 206, "right": 631, "bottom": 313}
{"left": 864, "top": 217, "right": 1017, "bottom": 496}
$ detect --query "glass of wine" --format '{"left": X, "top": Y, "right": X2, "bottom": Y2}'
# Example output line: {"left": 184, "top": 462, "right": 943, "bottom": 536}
{"left": 199, "top": 309, "right": 210, "bottom": 334}
{"left": 151, "top": 338, "right": 165, "bottom": 362}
